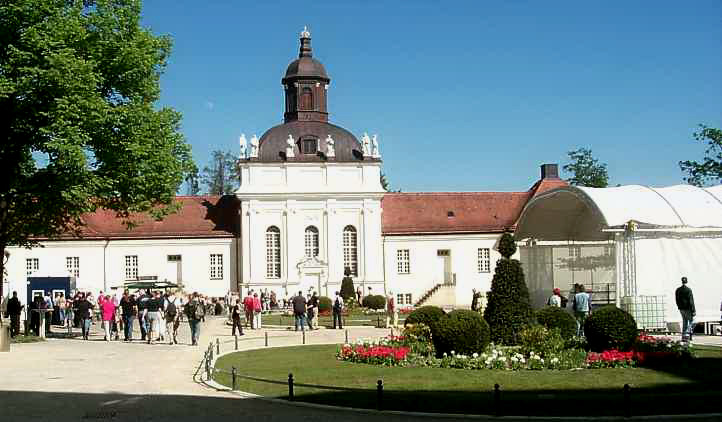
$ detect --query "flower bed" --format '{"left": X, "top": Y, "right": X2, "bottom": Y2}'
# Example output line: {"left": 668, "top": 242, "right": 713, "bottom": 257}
{"left": 338, "top": 344, "right": 410, "bottom": 366}
{"left": 633, "top": 334, "right": 693, "bottom": 364}
{"left": 586, "top": 350, "right": 635, "bottom": 368}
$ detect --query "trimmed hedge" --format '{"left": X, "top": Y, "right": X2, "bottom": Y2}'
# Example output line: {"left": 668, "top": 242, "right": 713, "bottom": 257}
{"left": 318, "top": 296, "right": 332, "bottom": 313}
{"left": 584, "top": 305, "right": 638, "bottom": 352}
{"left": 404, "top": 305, "right": 445, "bottom": 327}
{"left": 340, "top": 276, "right": 355, "bottom": 301}
{"left": 535, "top": 306, "right": 577, "bottom": 339}
{"left": 362, "top": 294, "right": 386, "bottom": 310}
{"left": 431, "top": 309, "right": 491, "bottom": 357}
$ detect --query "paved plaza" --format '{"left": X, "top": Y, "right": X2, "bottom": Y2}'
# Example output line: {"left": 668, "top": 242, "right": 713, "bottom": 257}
{"left": 1, "top": 317, "right": 721, "bottom": 422}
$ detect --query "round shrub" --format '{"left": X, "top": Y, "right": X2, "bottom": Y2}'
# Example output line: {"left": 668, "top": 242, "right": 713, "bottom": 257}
{"left": 318, "top": 296, "right": 332, "bottom": 313}
{"left": 404, "top": 305, "right": 445, "bottom": 327}
{"left": 362, "top": 294, "right": 386, "bottom": 310}
{"left": 584, "top": 305, "right": 638, "bottom": 352}
{"left": 535, "top": 306, "right": 577, "bottom": 340}
{"left": 431, "top": 309, "right": 491, "bottom": 357}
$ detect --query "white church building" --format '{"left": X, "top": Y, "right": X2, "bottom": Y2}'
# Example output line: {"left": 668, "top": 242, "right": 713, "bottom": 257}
{"left": 4, "top": 30, "right": 566, "bottom": 309}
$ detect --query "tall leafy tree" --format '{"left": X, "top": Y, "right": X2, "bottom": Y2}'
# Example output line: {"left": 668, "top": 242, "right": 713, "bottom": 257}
{"left": 201, "top": 150, "right": 239, "bottom": 195}
{"left": 679, "top": 124, "right": 722, "bottom": 186}
{"left": 562, "top": 148, "right": 609, "bottom": 187}
{"left": 185, "top": 163, "right": 201, "bottom": 196}
{"left": 0, "top": 0, "right": 195, "bottom": 306}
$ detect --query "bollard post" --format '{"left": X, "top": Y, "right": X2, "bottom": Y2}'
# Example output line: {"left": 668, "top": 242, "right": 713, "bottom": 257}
{"left": 280, "top": 316, "right": 282, "bottom": 326}
{"left": 235, "top": 335, "right": 238, "bottom": 350}
{"left": 67, "top": 321, "right": 73, "bottom": 337}
{"left": 493, "top": 384, "right": 501, "bottom": 417}
{"left": 205, "top": 355, "right": 211, "bottom": 380}
{"left": 376, "top": 379, "right": 383, "bottom": 411}
{"left": 623, "top": 384, "right": 631, "bottom": 418}
{"left": 288, "top": 373, "right": 294, "bottom": 401}
{"left": 216, "top": 338, "right": 220, "bottom": 355}
{"left": 231, "top": 367, "right": 237, "bottom": 391}
{"left": 345, "top": 329, "right": 349, "bottom": 344}
{"left": 265, "top": 331, "right": 268, "bottom": 347}
{"left": 377, "top": 315, "right": 380, "bottom": 328}
{"left": 302, "top": 330, "right": 306, "bottom": 345}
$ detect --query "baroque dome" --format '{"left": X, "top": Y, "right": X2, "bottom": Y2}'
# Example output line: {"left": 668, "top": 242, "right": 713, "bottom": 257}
{"left": 256, "top": 120, "right": 364, "bottom": 162}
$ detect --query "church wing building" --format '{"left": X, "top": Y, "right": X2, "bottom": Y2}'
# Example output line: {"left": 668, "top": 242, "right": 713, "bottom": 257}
{"left": 3, "top": 30, "right": 566, "bottom": 309}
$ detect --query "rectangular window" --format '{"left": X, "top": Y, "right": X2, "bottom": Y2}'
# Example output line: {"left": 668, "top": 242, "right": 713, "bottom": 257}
{"left": 477, "top": 248, "right": 490, "bottom": 273}
{"left": 569, "top": 246, "right": 581, "bottom": 258}
{"left": 301, "top": 138, "right": 317, "bottom": 154}
{"left": 397, "top": 249, "right": 410, "bottom": 274}
{"left": 167, "top": 254, "right": 182, "bottom": 262}
{"left": 405, "top": 293, "right": 412, "bottom": 305}
{"left": 604, "top": 245, "right": 614, "bottom": 257}
{"left": 396, "top": 294, "right": 404, "bottom": 305}
{"left": 210, "top": 254, "right": 223, "bottom": 280}
{"left": 124, "top": 255, "right": 138, "bottom": 280}
{"left": 66, "top": 256, "right": 80, "bottom": 278}
{"left": 26, "top": 258, "right": 39, "bottom": 276}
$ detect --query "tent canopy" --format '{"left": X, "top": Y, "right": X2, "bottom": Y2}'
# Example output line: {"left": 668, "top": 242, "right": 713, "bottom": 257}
{"left": 515, "top": 184, "right": 722, "bottom": 241}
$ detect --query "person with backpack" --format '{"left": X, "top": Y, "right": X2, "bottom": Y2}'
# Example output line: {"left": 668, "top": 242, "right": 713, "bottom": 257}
{"left": 119, "top": 291, "right": 136, "bottom": 342}
{"left": 307, "top": 292, "right": 319, "bottom": 330}
{"left": 332, "top": 291, "right": 344, "bottom": 329}
{"left": 185, "top": 292, "right": 204, "bottom": 346}
{"left": 164, "top": 292, "right": 180, "bottom": 345}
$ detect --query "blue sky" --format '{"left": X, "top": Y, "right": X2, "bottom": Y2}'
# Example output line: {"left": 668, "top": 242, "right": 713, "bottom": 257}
{"left": 141, "top": 1, "right": 721, "bottom": 192}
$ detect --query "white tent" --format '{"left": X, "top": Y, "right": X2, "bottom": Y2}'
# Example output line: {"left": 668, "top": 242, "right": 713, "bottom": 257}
{"left": 515, "top": 184, "right": 722, "bottom": 326}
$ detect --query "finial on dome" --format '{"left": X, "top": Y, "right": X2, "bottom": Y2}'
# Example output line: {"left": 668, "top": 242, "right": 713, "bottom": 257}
{"left": 300, "top": 26, "right": 311, "bottom": 38}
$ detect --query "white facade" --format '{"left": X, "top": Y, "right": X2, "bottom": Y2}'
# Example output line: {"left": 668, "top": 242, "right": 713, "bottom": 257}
{"left": 383, "top": 233, "right": 511, "bottom": 308}
{"left": 5, "top": 237, "right": 236, "bottom": 303}
{"left": 237, "top": 161, "right": 385, "bottom": 299}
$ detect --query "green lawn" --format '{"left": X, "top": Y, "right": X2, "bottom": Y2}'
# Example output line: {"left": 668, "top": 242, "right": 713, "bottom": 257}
{"left": 10, "top": 334, "right": 45, "bottom": 344}
{"left": 261, "top": 311, "right": 405, "bottom": 328}
{"left": 214, "top": 344, "right": 722, "bottom": 416}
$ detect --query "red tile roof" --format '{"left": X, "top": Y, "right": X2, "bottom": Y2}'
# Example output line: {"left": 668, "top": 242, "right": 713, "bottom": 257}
{"left": 381, "top": 177, "right": 568, "bottom": 235}
{"left": 47, "top": 196, "right": 239, "bottom": 240}
{"left": 381, "top": 192, "right": 532, "bottom": 235}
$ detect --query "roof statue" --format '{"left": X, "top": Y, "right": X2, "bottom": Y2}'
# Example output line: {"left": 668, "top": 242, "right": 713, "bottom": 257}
{"left": 300, "top": 26, "right": 311, "bottom": 38}
{"left": 239, "top": 134, "right": 247, "bottom": 159}
{"left": 249, "top": 135, "right": 259, "bottom": 158}
{"left": 286, "top": 134, "right": 296, "bottom": 158}
{"left": 371, "top": 134, "right": 380, "bottom": 158}
{"left": 361, "top": 132, "right": 371, "bottom": 156}
{"left": 325, "top": 134, "right": 335, "bottom": 157}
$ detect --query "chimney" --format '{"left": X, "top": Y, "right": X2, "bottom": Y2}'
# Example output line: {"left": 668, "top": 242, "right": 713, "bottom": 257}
{"left": 540, "top": 163, "right": 559, "bottom": 179}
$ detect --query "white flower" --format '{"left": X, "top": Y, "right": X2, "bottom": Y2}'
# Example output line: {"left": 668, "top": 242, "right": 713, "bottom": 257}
{"left": 497, "top": 356, "right": 506, "bottom": 362}
{"left": 451, "top": 350, "right": 455, "bottom": 355}
{"left": 551, "top": 357, "right": 559, "bottom": 364}
{"left": 443, "top": 352, "right": 447, "bottom": 357}
{"left": 472, "top": 353, "right": 479, "bottom": 358}
{"left": 511, "top": 356, "right": 519, "bottom": 363}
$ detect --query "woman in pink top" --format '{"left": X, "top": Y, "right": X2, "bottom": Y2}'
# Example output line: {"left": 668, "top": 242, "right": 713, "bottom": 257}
{"left": 252, "top": 293, "right": 262, "bottom": 329}
{"left": 101, "top": 295, "right": 116, "bottom": 341}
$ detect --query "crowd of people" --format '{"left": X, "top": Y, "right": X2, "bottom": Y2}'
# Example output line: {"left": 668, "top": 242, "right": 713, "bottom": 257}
{"left": 3, "top": 289, "right": 214, "bottom": 346}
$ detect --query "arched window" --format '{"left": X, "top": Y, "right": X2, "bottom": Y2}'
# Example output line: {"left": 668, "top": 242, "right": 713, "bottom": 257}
{"left": 342, "top": 225, "right": 358, "bottom": 276}
{"left": 266, "top": 226, "right": 281, "bottom": 278}
{"left": 304, "top": 226, "right": 319, "bottom": 258}
{"left": 300, "top": 87, "right": 313, "bottom": 110}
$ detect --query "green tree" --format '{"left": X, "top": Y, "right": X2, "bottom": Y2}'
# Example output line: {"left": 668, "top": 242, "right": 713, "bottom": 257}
{"left": 562, "top": 148, "right": 609, "bottom": 187}
{"left": 0, "top": 0, "right": 195, "bottom": 308}
{"left": 679, "top": 124, "right": 722, "bottom": 186}
{"left": 483, "top": 233, "right": 533, "bottom": 345}
{"left": 185, "top": 163, "right": 201, "bottom": 196}
{"left": 201, "top": 150, "right": 239, "bottom": 195}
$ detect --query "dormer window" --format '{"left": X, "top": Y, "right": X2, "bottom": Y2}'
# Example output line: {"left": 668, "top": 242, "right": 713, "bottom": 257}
{"left": 300, "top": 138, "right": 318, "bottom": 154}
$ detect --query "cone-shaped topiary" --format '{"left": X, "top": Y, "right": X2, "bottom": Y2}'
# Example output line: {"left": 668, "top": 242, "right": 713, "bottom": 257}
{"left": 483, "top": 232, "right": 533, "bottom": 345}
{"left": 340, "top": 267, "right": 355, "bottom": 301}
